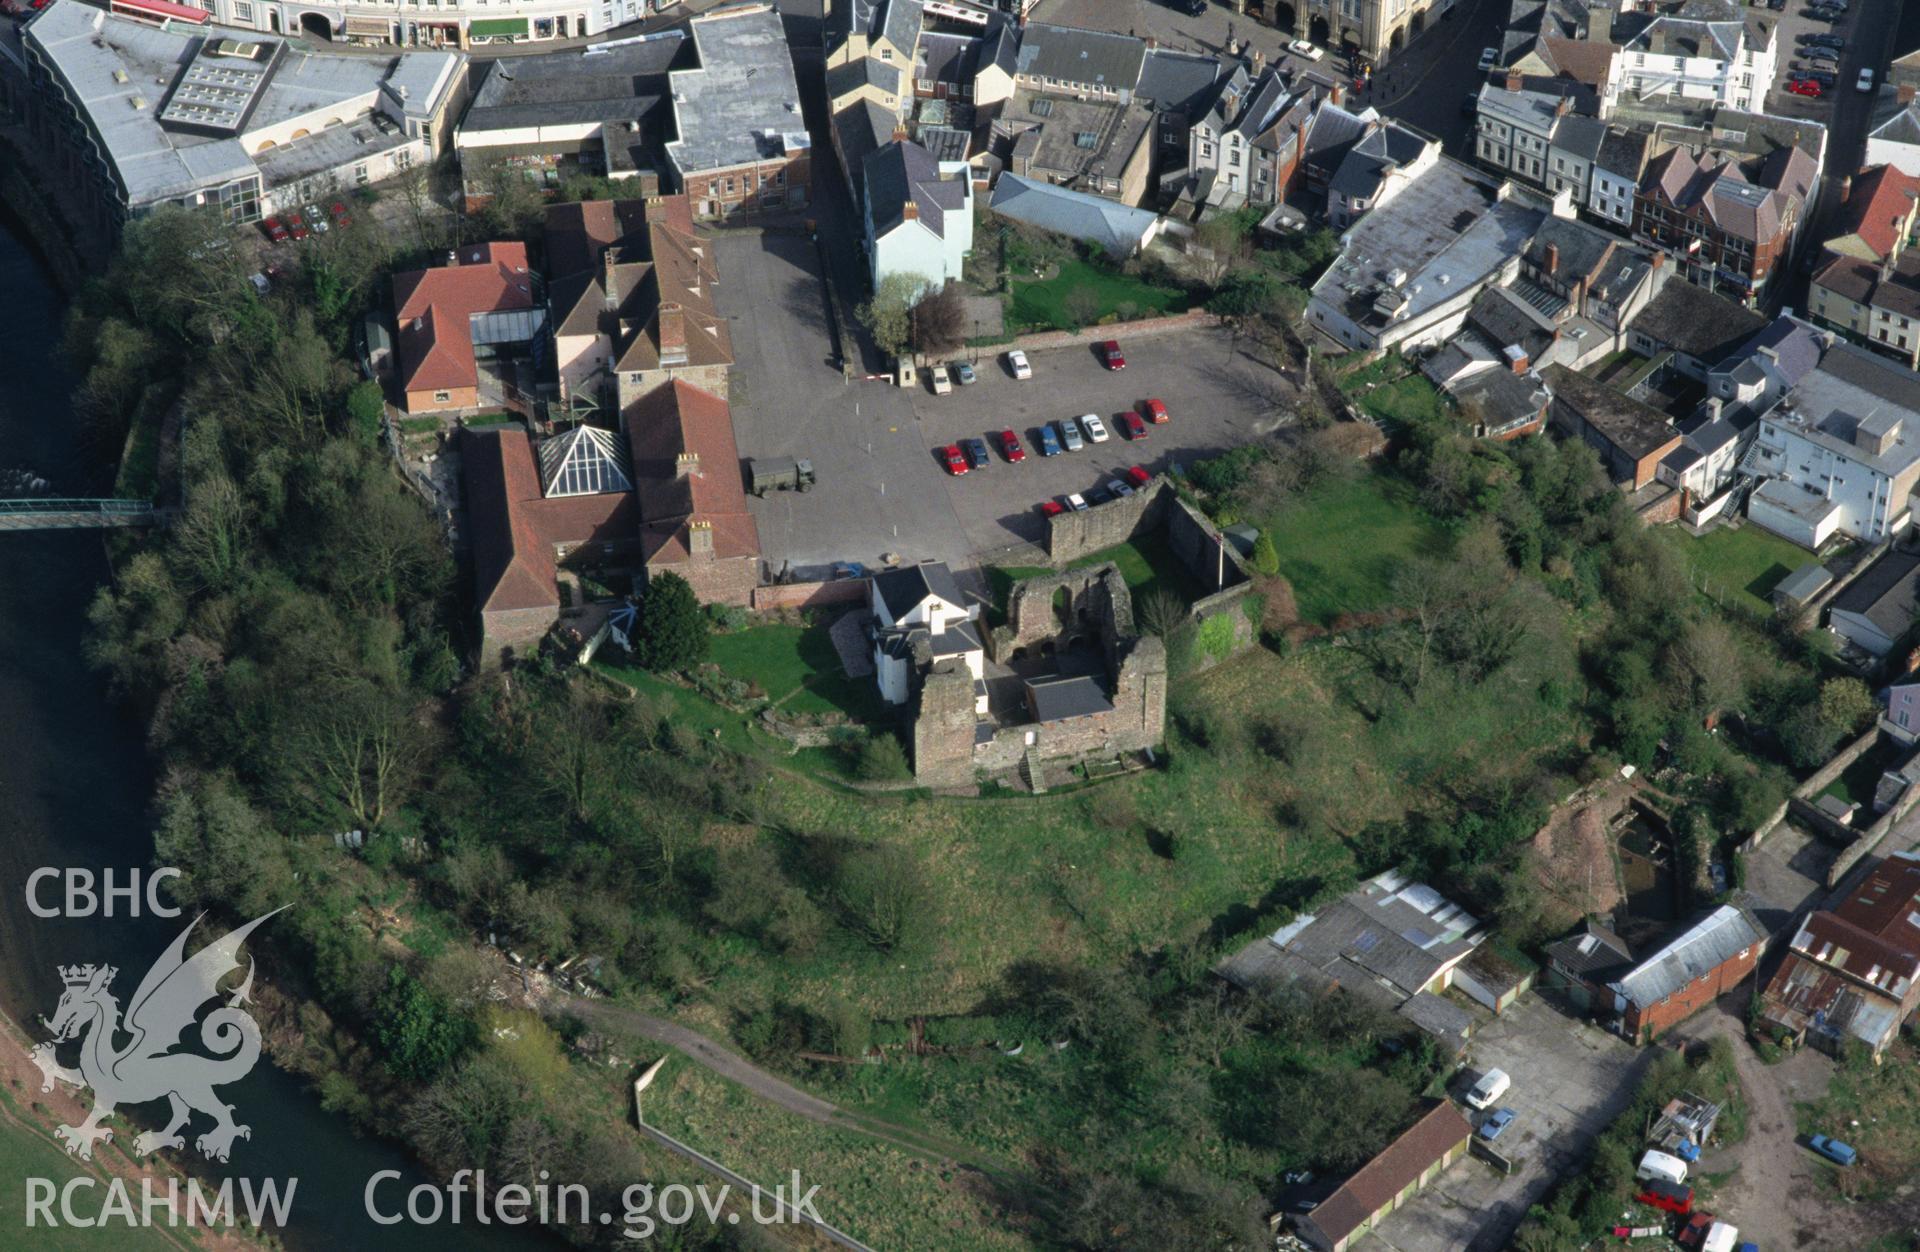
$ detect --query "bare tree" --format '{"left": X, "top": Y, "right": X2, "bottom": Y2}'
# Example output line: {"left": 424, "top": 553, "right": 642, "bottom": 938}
{"left": 910, "top": 283, "right": 968, "bottom": 357}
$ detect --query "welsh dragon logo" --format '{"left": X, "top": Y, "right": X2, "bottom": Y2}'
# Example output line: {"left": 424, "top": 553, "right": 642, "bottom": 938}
{"left": 28, "top": 909, "right": 282, "bottom": 1163}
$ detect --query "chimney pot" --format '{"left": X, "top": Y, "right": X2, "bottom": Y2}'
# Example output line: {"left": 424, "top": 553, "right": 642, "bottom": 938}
{"left": 902, "top": 198, "right": 920, "bottom": 221}
{"left": 1505, "top": 70, "right": 1523, "bottom": 92}
{"left": 675, "top": 451, "right": 700, "bottom": 478}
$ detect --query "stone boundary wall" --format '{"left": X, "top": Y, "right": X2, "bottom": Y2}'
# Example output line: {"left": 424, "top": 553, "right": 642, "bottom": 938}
{"left": 923, "top": 310, "right": 1218, "bottom": 365}
{"left": 1826, "top": 778, "right": 1920, "bottom": 888}
{"left": 1044, "top": 478, "right": 1171, "bottom": 564}
{"left": 751, "top": 578, "right": 869, "bottom": 612}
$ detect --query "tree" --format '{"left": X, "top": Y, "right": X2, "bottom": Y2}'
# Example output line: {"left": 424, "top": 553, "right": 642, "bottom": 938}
{"left": 1194, "top": 210, "right": 1254, "bottom": 284}
{"left": 374, "top": 967, "right": 478, "bottom": 1082}
{"left": 856, "top": 272, "right": 920, "bottom": 360}
{"left": 831, "top": 843, "right": 928, "bottom": 952}
{"left": 633, "top": 572, "right": 708, "bottom": 671}
{"left": 1061, "top": 286, "right": 1103, "bottom": 331}
{"left": 1250, "top": 532, "right": 1280, "bottom": 576}
{"left": 346, "top": 380, "right": 386, "bottom": 449}
{"left": 1818, "top": 677, "right": 1876, "bottom": 740}
{"left": 909, "top": 283, "right": 967, "bottom": 357}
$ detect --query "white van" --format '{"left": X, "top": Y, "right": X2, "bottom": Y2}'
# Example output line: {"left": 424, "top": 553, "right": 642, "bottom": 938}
{"left": 1701, "top": 1222, "right": 1739, "bottom": 1252}
{"left": 1636, "top": 1149, "right": 1689, "bottom": 1185}
{"left": 1464, "top": 1069, "right": 1510, "bottom": 1110}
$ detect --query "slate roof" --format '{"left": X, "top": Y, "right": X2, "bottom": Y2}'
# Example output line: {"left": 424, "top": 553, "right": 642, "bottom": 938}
{"left": 827, "top": 55, "right": 904, "bottom": 101}
{"left": 1829, "top": 549, "right": 1920, "bottom": 642}
{"left": 1306, "top": 1102, "right": 1472, "bottom": 1246}
{"left": 461, "top": 36, "right": 680, "bottom": 135}
{"left": 1027, "top": 674, "right": 1115, "bottom": 722}
{"left": 1596, "top": 127, "right": 1651, "bottom": 180}
{"left": 1528, "top": 215, "right": 1616, "bottom": 282}
{"left": 1134, "top": 47, "right": 1225, "bottom": 111}
{"left": 865, "top": 139, "right": 968, "bottom": 240}
{"left": 1013, "top": 22, "right": 1146, "bottom": 92}
{"left": 877, "top": 0, "right": 923, "bottom": 59}
{"left": 1611, "top": 903, "right": 1766, "bottom": 1009}
{"left": 914, "top": 31, "right": 974, "bottom": 92}
{"left": 1273, "top": 872, "right": 1486, "bottom": 1000}
{"left": 873, "top": 561, "right": 967, "bottom": 621}
{"left": 1723, "top": 316, "right": 1823, "bottom": 390}
{"left": 1328, "top": 122, "right": 1433, "bottom": 201}
{"left": 1630, "top": 279, "right": 1768, "bottom": 362}
{"left": 835, "top": 99, "right": 900, "bottom": 197}
{"left": 988, "top": 174, "right": 1161, "bottom": 254}
{"left": 1815, "top": 253, "right": 1920, "bottom": 322}
{"left": 1544, "top": 365, "right": 1678, "bottom": 461}
{"left": 1553, "top": 113, "right": 1608, "bottom": 163}
{"left": 625, "top": 381, "right": 760, "bottom": 566}
{"left": 1544, "top": 919, "right": 1635, "bottom": 979}
{"left": 1772, "top": 562, "right": 1833, "bottom": 603}
{"left": 393, "top": 243, "right": 537, "bottom": 394}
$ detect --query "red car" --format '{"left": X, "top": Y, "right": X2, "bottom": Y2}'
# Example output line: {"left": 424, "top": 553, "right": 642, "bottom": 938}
{"left": 1124, "top": 465, "right": 1152, "bottom": 488}
{"left": 999, "top": 429, "right": 1026, "bottom": 462}
{"left": 328, "top": 201, "right": 353, "bottom": 228}
{"left": 1118, "top": 411, "right": 1149, "bottom": 440}
{"left": 260, "top": 216, "right": 289, "bottom": 243}
{"left": 285, "top": 212, "right": 311, "bottom": 241}
{"left": 1100, "top": 340, "right": 1126, "bottom": 370}
{"left": 942, "top": 444, "right": 969, "bottom": 475}
{"left": 1635, "top": 1180, "right": 1692, "bottom": 1216}
{"left": 1039, "top": 500, "right": 1066, "bottom": 518}
{"left": 1787, "top": 78, "right": 1822, "bottom": 97}
{"left": 1142, "top": 397, "right": 1170, "bottom": 424}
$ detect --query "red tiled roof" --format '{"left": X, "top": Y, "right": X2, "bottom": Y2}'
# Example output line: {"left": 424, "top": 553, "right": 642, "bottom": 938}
{"left": 625, "top": 381, "right": 760, "bottom": 566}
{"left": 464, "top": 427, "right": 634, "bottom": 615}
{"left": 1837, "top": 850, "right": 1920, "bottom": 940}
{"left": 543, "top": 196, "right": 732, "bottom": 375}
{"left": 1790, "top": 912, "right": 1920, "bottom": 996}
{"left": 393, "top": 242, "right": 537, "bottom": 394}
{"left": 1306, "top": 1101, "right": 1471, "bottom": 1243}
{"left": 1832, "top": 165, "right": 1920, "bottom": 260}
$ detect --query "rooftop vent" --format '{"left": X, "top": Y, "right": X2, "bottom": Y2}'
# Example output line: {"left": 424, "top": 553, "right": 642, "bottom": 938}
{"left": 112, "top": 69, "right": 128, "bottom": 84}
{"left": 130, "top": 96, "right": 148, "bottom": 110}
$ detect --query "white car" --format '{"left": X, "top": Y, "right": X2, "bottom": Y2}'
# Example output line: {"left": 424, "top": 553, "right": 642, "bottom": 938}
{"left": 1065, "top": 493, "right": 1088, "bottom": 512}
{"left": 1464, "top": 1068, "right": 1510, "bottom": 1111}
{"left": 1080, "top": 413, "right": 1110, "bottom": 443}
{"left": 1287, "top": 39, "right": 1324, "bottom": 61}
{"left": 304, "top": 203, "right": 329, "bottom": 233}
{"left": 1007, "top": 349, "right": 1032, "bottom": 380}
{"left": 1478, "top": 47, "right": 1499, "bottom": 72}
{"left": 1858, "top": 67, "right": 1876, "bottom": 93}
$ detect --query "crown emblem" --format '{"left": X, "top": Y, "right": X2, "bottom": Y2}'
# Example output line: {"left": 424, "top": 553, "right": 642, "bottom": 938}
{"left": 59, "top": 964, "right": 110, "bottom": 986}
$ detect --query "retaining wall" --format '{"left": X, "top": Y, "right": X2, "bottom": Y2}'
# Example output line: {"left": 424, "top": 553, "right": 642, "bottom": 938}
{"left": 751, "top": 579, "right": 869, "bottom": 612}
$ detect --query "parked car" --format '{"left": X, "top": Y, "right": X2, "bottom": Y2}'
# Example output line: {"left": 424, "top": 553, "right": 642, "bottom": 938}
{"left": 1636, "top": 1179, "right": 1694, "bottom": 1216}
{"left": 1087, "top": 485, "right": 1114, "bottom": 505}
{"left": 1794, "top": 69, "right": 1837, "bottom": 87}
{"left": 1858, "top": 67, "right": 1876, "bottom": 93}
{"left": 304, "top": 203, "right": 329, "bottom": 233}
{"left": 1465, "top": 1068, "right": 1510, "bottom": 1110}
{"left": 1006, "top": 348, "right": 1032, "bottom": 379}
{"left": 999, "top": 429, "right": 1026, "bottom": 462}
{"left": 1637, "top": 1149, "right": 1689, "bottom": 1185}
{"left": 1176, "top": 0, "right": 1206, "bottom": 15}
{"left": 1768, "top": 0, "right": 1785, "bottom": 9}
{"left": 1808, "top": 1134, "right": 1858, "bottom": 1166}
{"left": 1107, "top": 478, "right": 1135, "bottom": 498}
{"left": 1462, "top": 91, "right": 1480, "bottom": 115}
{"left": 1478, "top": 1109, "right": 1516, "bottom": 1141}
{"left": 1124, "top": 465, "right": 1152, "bottom": 488}
{"left": 942, "top": 444, "right": 968, "bottom": 475}
{"left": 955, "top": 361, "right": 977, "bottom": 385}
{"left": 1287, "top": 39, "right": 1324, "bottom": 61}
{"left": 1787, "top": 78, "right": 1824, "bottom": 96}
{"left": 1057, "top": 417, "right": 1085, "bottom": 451}
{"left": 1065, "top": 492, "right": 1089, "bottom": 511}
{"left": 261, "top": 216, "right": 289, "bottom": 243}
{"left": 1803, "top": 46, "right": 1841, "bottom": 62}
{"left": 1478, "top": 46, "right": 1498, "bottom": 71}
{"left": 328, "top": 201, "right": 352, "bottom": 229}
{"left": 1142, "top": 397, "right": 1170, "bottom": 424}
{"left": 1804, "top": 33, "right": 1845, "bottom": 47}
{"left": 1039, "top": 500, "right": 1065, "bottom": 518}
{"left": 1080, "top": 413, "right": 1110, "bottom": 443}
{"left": 1037, "top": 424, "right": 1062, "bottom": 456}
{"left": 1099, "top": 340, "right": 1126, "bottom": 370}
{"left": 1119, "top": 411, "right": 1149, "bottom": 440}
{"left": 962, "top": 437, "right": 991, "bottom": 469}
{"left": 285, "top": 212, "right": 311, "bottom": 241}
{"left": 931, "top": 365, "right": 953, "bottom": 395}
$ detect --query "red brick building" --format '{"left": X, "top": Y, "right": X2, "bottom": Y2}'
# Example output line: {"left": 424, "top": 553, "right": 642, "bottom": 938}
{"left": 1292, "top": 1101, "right": 1473, "bottom": 1252}
{"left": 1608, "top": 903, "right": 1768, "bottom": 1043}
{"left": 1632, "top": 144, "right": 1817, "bottom": 308}
{"left": 392, "top": 243, "right": 540, "bottom": 413}
{"left": 626, "top": 380, "right": 761, "bottom": 605}
{"left": 1758, "top": 850, "right": 1920, "bottom": 1059}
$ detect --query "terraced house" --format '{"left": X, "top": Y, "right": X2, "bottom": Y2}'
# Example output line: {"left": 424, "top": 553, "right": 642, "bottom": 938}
{"left": 1633, "top": 141, "right": 1816, "bottom": 306}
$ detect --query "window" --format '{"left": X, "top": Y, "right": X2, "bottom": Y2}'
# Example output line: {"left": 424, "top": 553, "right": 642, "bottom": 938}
{"left": 880, "top": 48, "right": 892, "bottom": 60}
{"left": 433, "top": 390, "right": 451, "bottom": 403}
{"left": 354, "top": 163, "right": 369, "bottom": 185}
{"left": 1074, "top": 132, "right": 1098, "bottom": 150}
{"left": 233, "top": 0, "right": 252, "bottom": 17}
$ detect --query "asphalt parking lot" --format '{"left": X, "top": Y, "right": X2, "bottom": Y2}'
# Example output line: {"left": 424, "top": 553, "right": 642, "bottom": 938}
{"left": 1367, "top": 995, "right": 1648, "bottom": 1252}
{"left": 713, "top": 230, "right": 1295, "bottom": 576}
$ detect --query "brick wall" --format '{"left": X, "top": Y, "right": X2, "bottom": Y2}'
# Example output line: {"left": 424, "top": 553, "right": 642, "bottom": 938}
{"left": 750, "top": 579, "right": 870, "bottom": 611}
{"left": 480, "top": 604, "right": 559, "bottom": 670}
{"left": 1626, "top": 946, "right": 1760, "bottom": 1041}
{"left": 405, "top": 385, "right": 481, "bottom": 413}
{"left": 649, "top": 553, "right": 760, "bottom": 607}
{"left": 617, "top": 363, "right": 731, "bottom": 413}
{"left": 1046, "top": 478, "right": 1172, "bottom": 564}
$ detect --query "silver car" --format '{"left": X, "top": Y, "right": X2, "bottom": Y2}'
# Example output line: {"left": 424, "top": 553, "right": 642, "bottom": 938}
{"left": 1057, "top": 417, "right": 1084, "bottom": 451}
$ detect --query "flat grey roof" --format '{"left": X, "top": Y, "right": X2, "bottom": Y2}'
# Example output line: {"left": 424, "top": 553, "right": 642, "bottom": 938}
{"left": 462, "top": 34, "right": 681, "bottom": 134}
{"left": 667, "top": 6, "right": 808, "bottom": 177}
{"left": 1767, "top": 342, "right": 1920, "bottom": 478}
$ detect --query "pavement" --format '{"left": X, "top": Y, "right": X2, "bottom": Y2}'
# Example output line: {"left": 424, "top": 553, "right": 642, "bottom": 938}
{"left": 714, "top": 227, "right": 1297, "bottom": 575}
{"left": 1367, "top": 994, "right": 1650, "bottom": 1252}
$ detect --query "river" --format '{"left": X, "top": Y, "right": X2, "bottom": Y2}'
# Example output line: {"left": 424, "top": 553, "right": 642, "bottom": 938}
{"left": 0, "top": 207, "right": 548, "bottom": 1250}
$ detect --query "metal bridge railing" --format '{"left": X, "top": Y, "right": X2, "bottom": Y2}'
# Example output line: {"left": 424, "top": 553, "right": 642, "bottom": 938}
{"left": 0, "top": 498, "right": 154, "bottom": 515}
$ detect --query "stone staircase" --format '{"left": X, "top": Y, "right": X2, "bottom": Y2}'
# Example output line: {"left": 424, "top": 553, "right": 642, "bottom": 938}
{"left": 1022, "top": 748, "right": 1047, "bottom": 794}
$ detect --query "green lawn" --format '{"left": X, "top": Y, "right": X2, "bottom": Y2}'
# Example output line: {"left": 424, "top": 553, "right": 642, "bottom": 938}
{"left": 0, "top": 1092, "right": 186, "bottom": 1251}
{"left": 1260, "top": 475, "right": 1451, "bottom": 623}
{"left": 1681, "top": 525, "right": 1816, "bottom": 617}
{"left": 707, "top": 622, "right": 882, "bottom": 720}
{"left": 986, "top": 532, "right": 1212, "bottom": 625}
{"left": 1008, "top": 260, "right": 1189, "bottom": 332}
{"left": 397, "top": 416, "right": 443, "bottom": 436}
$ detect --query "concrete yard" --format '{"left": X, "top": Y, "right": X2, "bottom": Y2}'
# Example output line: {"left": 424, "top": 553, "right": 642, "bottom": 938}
{"left": 1367, "top": 995, "right": 1649, "bottom": 1252}
{"left": 712, "top": 229, "right": 1297, "bottom": 575}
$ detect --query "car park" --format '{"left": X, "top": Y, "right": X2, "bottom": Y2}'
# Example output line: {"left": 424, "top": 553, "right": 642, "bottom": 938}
{"left": 1788, "top": 78, "right": 1823, "bottom": 96}
{"left": 1080, "top": 413, "right": 1110, "bottom": 443}
{"left": 1037, "top": 424, "right": 1061, "bottom": 456}
{"left": 1478, "top": 1109, "right": 1516, "bottom": 1141}
{"left": 1808, "top": 1134, "right": 1858, "bottom": 1166}
{"left": 1142, "top": 397, "right": 1169, "bottom": 424}
{"left": 961, "top": 437, "right": 991, "bottom": 470}
{"left": 1099, "top": 340, "right": 1126, "bottom": 370}
{"left": 1859, "top": 67, "right": 1875, "bottom": 92}
{"left": 1057, "top": 418, "right": 1084, "bottom": 451}
{"left": 1478, "top": 47, "right": 1498, "bottom": 71}
{"left": 1119, "top": 411, "right": 1149, "bottom": 440}
{"left": 261, "top": 216, "right": 289, "bottom": 243}
{"left": 942, "top": 444, "right": 968, "bottom": 475}
{"left": 1107, "top": 478, "right": 1134, "bottom": 498}
{"left": 1065, "top": 492, "right": 1088, "bottom": 511}
{"left": 1006, "top": 349, "right": 1031, "bottom": 379}
{"left": 328, "top": 201, "right": 352, "bottom": 229}
{"left": 998, "top": 429, "right": 1026, "bottom": 462}
{"left": 1038, "top": 500, "right": 1065, "bottom": 518}
{"left": 1125, "top": 465, "right": 1152, "bottom": 488}
{"left": 955, "top": 361, "right": 977, "bottom": 386}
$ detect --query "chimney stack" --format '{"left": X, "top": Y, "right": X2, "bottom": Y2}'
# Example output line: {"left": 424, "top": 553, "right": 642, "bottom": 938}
{"left": 1330, "top": 80, "right": 1344, "bottom": 106}
{"left": 602, "top": 245, "right": 620, "bottom": 309}
{"left": 902, "top": 199, "right": 920, "bottom": 221}
{"left": 1505, "top": 70, "right": 1523, "bottom": 92}
{"left": 1901, "top": 83, "right": 1917, "bottom": 106}
{"left": 892, "top": 124, "right": 909, "bottom": 143}
{"left": 675, "top": 451, "right": 701, "bottom": 479}
{"left": 658, "top": 301, "right": 687, "bottom": 361}
{"left": 1506, "top": 344, "right": 1529, "bottom": 374}
{"left": 1555, "top": 93, "right": 1571, "bottom": 117}
{"left": 688, "top": 519, "right": 714, "bottom": 556}
{"left": 1545, "top": 242, "right": 1560, "bottom": 274}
